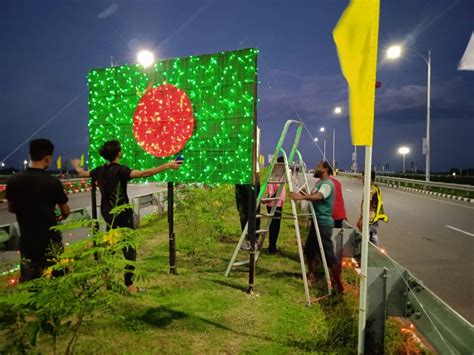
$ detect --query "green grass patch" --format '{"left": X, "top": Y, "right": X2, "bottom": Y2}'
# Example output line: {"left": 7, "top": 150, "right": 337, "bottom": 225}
{"left": 1, "top": 184, "right": 422, "bottom": 354}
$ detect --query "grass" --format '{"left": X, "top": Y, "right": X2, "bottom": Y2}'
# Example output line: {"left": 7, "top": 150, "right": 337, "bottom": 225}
{"left": 1, "top": 184, "right": 424, "bottom": 354}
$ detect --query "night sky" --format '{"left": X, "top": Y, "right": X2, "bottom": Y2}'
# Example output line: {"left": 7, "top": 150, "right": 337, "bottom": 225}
{"left": 1, "top": 0, "right": 473, "bottom": 172}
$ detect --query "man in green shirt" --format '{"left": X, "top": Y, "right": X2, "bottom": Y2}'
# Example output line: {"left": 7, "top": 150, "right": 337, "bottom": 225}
{"left": 290, "top": 161, "right": 344, "bottom": 294}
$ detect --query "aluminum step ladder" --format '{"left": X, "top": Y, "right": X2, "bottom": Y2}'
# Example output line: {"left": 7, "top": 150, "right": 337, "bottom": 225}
{"left": 224, "top": 120, "right": 332, "bottom": 305}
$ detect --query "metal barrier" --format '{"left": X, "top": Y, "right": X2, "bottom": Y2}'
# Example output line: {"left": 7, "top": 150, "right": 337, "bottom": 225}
{"left": 335, "top": 227, "right": 474, "bottom": 353}
{"left": 338, "top": 172, "right": 474, "bottom": 200}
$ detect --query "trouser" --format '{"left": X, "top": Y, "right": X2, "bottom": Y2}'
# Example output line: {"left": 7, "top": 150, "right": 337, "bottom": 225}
{"left": 122, "top": 246, "right": 137, "bottom": 287}
{"left": 267, "top": 206, "right": 282, "bottom": 251}
{"left": 304, "top": 223, "right": 337, "bottom": 268}
{"left": 235, "top": 184, "right": 261, "bottom": 234}
{"left": 20, "top": 242, "right": 64, "bottom": 283}
{"left": 105, "top": 212, "right": 137, "bottom": 287}
{"left": 369, "top": 222, "right": 379, "bottom": 246}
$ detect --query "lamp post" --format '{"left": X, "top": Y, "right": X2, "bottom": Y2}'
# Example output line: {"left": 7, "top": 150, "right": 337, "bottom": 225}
{"left": 23, "top": 160, "right": 28, "bottom": 170}
{"left": 398, "top": 147, "right": 410, "bottom": 174}
{"left": 332, "top": 106, "right": 342, "bottom": 169}
{"left": 387, "top": 45, "right": 431, "bottom": 181}
{"left": 320, "top": 127, "right": 326, "bottom": 161}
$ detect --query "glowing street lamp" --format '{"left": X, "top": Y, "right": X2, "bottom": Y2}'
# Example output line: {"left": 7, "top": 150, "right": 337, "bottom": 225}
{"left": 386, "top": 45, "right": 402, "bottom": 60}
{"left": 23, "top": 160, "right": 28, "bottom": 170}
{"left": 398, "top": 147, "right": 410, "bottom": 173}
{"left": 313, "top": 137, "right": 319, "bottom": 142}
{"left": 137, "top": 50, "right": 155, "bottom": 68}
{"left": 387, "top": 44, "right": 431, "bottom": 182}
{"left": 334, "top": 106, "right": 342, "bottom": 114}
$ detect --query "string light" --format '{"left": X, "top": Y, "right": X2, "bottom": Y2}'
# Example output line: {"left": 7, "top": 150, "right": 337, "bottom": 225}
{"left": 88, "top": 48, "right": 258, "bottom": 184}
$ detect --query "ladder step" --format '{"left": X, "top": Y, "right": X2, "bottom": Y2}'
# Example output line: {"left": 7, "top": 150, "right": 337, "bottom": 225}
{"left": 233, "top": 260, "right": 250, "bottom": 266}
{"left": 256, "top": 213, "right": 275, "bottom": 218}
{"left": 267, "top": 180, "right": 286, "bottom": 184}
{"left": 256, "top": 229, "right": 269, "bottom": 234}
{"left": 261, "top": 197, "right": 280, "bottom": 202}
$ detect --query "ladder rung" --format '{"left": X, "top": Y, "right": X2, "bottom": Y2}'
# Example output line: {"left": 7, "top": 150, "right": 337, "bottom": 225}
{"left": 233, "top": 260, "right": 250, "bottom": 266}
{"left": 261, "top": 197, "right": 280, "bottom": 202}
{"left": 256, "top": 229, "right": 268, "bottom": 234}
{"left": 297, "top": 213, "right": 313, "bottom": 217}
{"left": 268, "top": 180, "right": 286, "bottom": 184}
{"left": 256, "top": 213, "right": 275, "bottom": 218}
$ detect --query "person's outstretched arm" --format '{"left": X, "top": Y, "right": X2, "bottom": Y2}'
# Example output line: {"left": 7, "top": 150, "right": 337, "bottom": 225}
{"left": 129, "top": 161, "right": 182, "bottom": 179}
{"left": 70, "top": 159, "right": 90, "bottom": 178}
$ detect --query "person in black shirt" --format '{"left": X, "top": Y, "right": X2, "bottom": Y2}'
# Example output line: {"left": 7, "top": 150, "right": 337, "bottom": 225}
{"left": 6, "top": 139, "right": 70, "bottom": 282}
{"left": 71, "top": 140, "right": 182, "bottom": 292}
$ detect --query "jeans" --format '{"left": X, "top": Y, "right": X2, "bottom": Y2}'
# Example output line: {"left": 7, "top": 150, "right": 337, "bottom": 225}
{"left": 267, "top": 206, "right": 282, "bottom": 251}
{"left": 235, "top": 184, "right": 261, "bottom": 234}
{"left": 304, "top": 223, "right": 337, "bottom": 268}
{"left": 369, "top": 222, "right": 379, "bottom": 246}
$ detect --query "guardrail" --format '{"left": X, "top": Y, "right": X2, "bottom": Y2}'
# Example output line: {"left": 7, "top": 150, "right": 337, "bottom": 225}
{"left": 338, "top": 172, "right": 474, "bottom": 200}
{"left": 336, "top": 227, "right": 474, "bottom": 353}
{"left": 0, "top": 189, "right": 167, "bottom": 252}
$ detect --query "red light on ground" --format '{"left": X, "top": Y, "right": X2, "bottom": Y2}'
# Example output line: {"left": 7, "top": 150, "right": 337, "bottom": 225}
{"left": 9, "top": 278, "right": 17, "bottom": 286}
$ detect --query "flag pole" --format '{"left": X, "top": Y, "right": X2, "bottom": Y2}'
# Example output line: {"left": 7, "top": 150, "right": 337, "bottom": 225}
{"left": 357, "top": 145, "right": 373, "bottom": 354}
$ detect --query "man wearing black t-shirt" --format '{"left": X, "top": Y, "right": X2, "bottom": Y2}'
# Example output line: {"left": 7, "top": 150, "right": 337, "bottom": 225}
{"left": 71, "top": 140, "right": 182, "bottom": 292}
{"left": 6, "top": 139, "right": 70, "bottom": 282}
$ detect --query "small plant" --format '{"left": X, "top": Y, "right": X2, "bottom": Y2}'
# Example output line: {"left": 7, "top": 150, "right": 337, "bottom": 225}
{"left": 0, "top": 205, "right": 143, "bottom": 354}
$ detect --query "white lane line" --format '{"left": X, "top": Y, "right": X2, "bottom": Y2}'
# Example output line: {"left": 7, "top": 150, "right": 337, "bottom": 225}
{"left": 346, "top": 189, "right": 353, "bottom": 192}
{"left": 391, "top": 190, "right": 474, "bottom": 210}
{"left": 446, "top": 225, "right": 474, "bottom": 237}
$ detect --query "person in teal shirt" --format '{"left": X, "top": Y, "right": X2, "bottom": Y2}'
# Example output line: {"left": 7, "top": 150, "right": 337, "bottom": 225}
{"left": 290, "top": 161, "right": 344, "bottom": 294}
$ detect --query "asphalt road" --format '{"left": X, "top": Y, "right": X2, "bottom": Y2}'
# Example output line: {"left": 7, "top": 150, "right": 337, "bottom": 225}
{"left": 327, "top": 176, "right": 474, "bottom": 323}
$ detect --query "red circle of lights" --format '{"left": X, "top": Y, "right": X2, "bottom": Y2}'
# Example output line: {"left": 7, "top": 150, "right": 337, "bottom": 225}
{"left": 133, "top": 84, "right": 194, "bottom": 158}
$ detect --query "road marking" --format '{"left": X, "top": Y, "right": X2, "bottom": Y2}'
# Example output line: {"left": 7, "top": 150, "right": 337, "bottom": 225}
{"left": 446, "top": 225, "right": 474, "bottom": 237}
{"left": 388, "top": 189, "right": 474, "bottom": 210}
{"left": 346, "top": 188, "right": 353, "bottom": 192}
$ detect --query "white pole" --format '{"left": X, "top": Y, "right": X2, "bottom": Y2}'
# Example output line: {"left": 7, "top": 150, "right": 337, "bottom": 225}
{"left": 402, "top": 153, "right": 406, "bottom": 173}
{"left": 426, "top": 50, "right": 431, "bottom": 182}
{"left": 333, "top": 128, "right": 336, "bottom": 168}
{"left": 354, "top": 146, "right": 358, "bottom": 172}
{"left": 357, "top": 145, "right": 373, "bottom": 354}
{"left": 323, "top": 138, "right": 327, "bottom": 162}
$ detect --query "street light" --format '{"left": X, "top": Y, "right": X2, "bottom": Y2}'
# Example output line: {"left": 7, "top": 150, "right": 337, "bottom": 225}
{"left": 319, "top": 127, "right": 326, "bottom": 161}
{"left": 313, "top": 137, "right": 319, "bottom": 142}
{"left": 23, "top": 160, "right": 28, "bottom": 170}
{"left": 332, "top": 107, "right": 342, "bottom": 169}
{"left": 137, "top": 50, "right": 155, "bottom": 68}
{"left": 398, "top": 147, "right": 410, "bottom": 174}
{"left": 386, "top": 45, "right": 402, "bottom": 59}
{"left": 387, "top": 44, "right": 431, "bottom": 182}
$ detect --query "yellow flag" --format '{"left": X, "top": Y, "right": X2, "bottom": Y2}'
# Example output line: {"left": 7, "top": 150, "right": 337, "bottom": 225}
{"left": 333, "top": 0, "right": 380, "bottom": 146}
{"left": 56, "top": 155, "right": 62, "bottom": 169}
{"left": 80, "top": 154, "right": 85, "bottom": 167}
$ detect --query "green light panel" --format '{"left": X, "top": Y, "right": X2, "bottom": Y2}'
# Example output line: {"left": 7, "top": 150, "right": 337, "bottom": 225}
{"left": 88, "top": 48, "right": 258, "bottom": 184}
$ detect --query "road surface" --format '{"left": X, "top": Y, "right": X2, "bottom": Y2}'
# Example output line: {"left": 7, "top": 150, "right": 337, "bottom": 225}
{"left": 329, "top": 176, "right": 474, "bottom": 323}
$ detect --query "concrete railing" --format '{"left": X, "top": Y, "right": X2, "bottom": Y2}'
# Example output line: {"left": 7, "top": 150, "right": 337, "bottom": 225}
{"left": 338, "top": 172, "right": 474, "bottom": 200}
{"left": 0, "top": 189, "right": 167, "bottom": 251}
